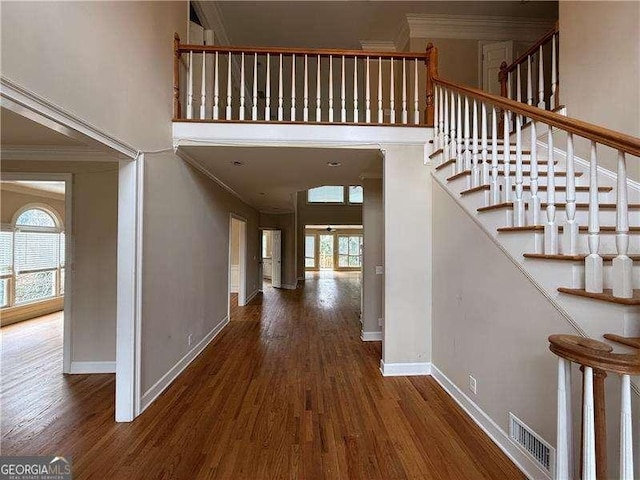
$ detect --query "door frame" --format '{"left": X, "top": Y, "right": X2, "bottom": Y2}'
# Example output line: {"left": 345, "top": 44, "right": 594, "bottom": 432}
{"left": 228, "top": 214, "right": 247, "bottom": 321}
{"left": 479, "top": 40, "right": 514, "bottom": 91}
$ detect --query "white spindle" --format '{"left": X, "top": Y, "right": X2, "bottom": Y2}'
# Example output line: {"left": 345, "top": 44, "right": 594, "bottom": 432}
{"left": 481, "top": 102, "right": 488, "bottom": 185}
{"left": 582, "top": 366, "right": 597, "bottom": 480}
{"left": 378, "top": 57, "right": 383, "bottom": 123}
{"left": 290, "top": 54, "right": 296, "bottom": 120}
{"left": 527, "top": 55, "right": 534, "bottom": 106}
{"left": 265, "top": 54, "right": 271, "bottom": 120}
{"left": 365, "top": 57, "right": 371, "bottom": 123}
{"left": 226, "top": 52, "right": 232, "bottom": 120}
{"left": 402, "top": 58, "right": 408, "bottom": 125}
{"left": 456, "top": 93, "right": 463, "bottom": 172}
{"left": 516, "top": 63, "right": 522, "bottom": 124}
{"left": 389, "top": 59, "right": 395, "bottom": 123}
{"left": 277, "top": 54, "right": 283, "bottom": 121}
{"left": 529, "top": 121, "right": 540, "bottom": 225}
{"left": 438, "top": 85, "right": 444, "bottom": 146}
{"left": 471, "top": 99, "right": 479, "bottom": 188}
{"left": 443, "top": 89, "right": 450, "bottom": 162}
{"left": 464, "top": 96, "right": 470, "bottom": 171}
{"left": 585, "top": 141, "right": 603, "bottom": 292}
{"left": 503, "top": 111, "right": 511, "bottom": 202}
{"left": 200, "top": 52, "right": 206, "bottom": 119}
{"left": 433, "top": 86, "right": 440, "bottom": 148}
{"left": 329, "top": 55, "right": 334, "bottom": 122}
{"left": 564, "top": 133, "right": 579, "bottom": 254}
{"left": 213, "top": 52, "right": 219, "bottom": 120}
{"left": 341, "top": 56, "right": 346, "bottom": 123}
{"left": 449, "top": 91, "right": 456, "bottom": 161}
{"left": 252, "top": 53, "right": 258, "bottom": 121}
{"left": 544, "top": 127, "right": 558, "bottom": 254}
{"left": 239, "top": 53, "right": 246, "bottom": 120}
{"left": 490, "top": 106, "right": 499, "bottom": 205}
{"left": 316, "top": 54, "right": 322, "bottom": 121}
{"left": 303, "top": 54, "right": 309, "bottom": 122}
{"left": 620, "top": 374, "right": 634, "bottom": 480}
{"left": 353, "top": 57, "right": 359, "bottom": 123}
{"left": 538, "top": 45, "right": 545, "bottom": 109}
{"left": 551, "top": 33, "right": 558, "bottom": 109}
{"left": 556, "top": 358, "right": 573, "bottom": 480}
{"left": 414, "top": 59, "right": 419, "bottom": 125}
{"left": 613, "top": 151, "right": 632, "bottom": 298}
{"left": 514, "top": 116, "right": 525, "bottom": 226}
{"left": 187, "top": 51, "right": 194, "bottom": 119}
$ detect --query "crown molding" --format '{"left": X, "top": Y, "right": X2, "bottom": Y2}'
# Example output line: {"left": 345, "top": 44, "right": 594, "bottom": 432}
{"left": 1, "top": 145, "right": 121, "bottom": 162}
{"left": 359, "top": 40, "right": 397, "bottom": 52}
{"left": 406, "top": 13, "right": 555, "bottom": 42}
{"left": 0, "top": 182, "right": 65, "bottom": 201}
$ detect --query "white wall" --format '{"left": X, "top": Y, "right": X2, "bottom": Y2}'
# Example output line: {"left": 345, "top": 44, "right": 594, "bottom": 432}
{"left": 361, "top": 178, "right": 383, "bottom": 337}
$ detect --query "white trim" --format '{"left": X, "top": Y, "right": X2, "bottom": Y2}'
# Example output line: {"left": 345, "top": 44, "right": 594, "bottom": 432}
{"left": 0, "top": 76, "right": 138, "bottom": 159}
{"left": 0, "top": 146, "right": 121, "bottom": 162}
{"left": 359, "top": 40, "right": 396, "bottom": 52}
{"left": 431, "top": 364, "right": 551, "bottom": 480}
{"left": 229, "top": 214, "right": 247, "bottom": 307}
{"left": 11, "top": 202, "right": 64, "bottom": 230}
{"left": 405, "top": 13, "right": 555, "bottom": 42}
{"left": 69, "top": 361, "right": 116, "bottom": 374}
{"left": 140, "top": 316, "right": 229, "bottom": 413}
{"left": 379, "top": 360, "right": 431, "bottom": 376}
{"left": 360, "top": 330, "right": 382, "bottom": 342}
{"left": 244, "top": 288, "right": 259, "bottom": 305}
{"left": 229, "top": 264, "right": 240, "bottom": 292}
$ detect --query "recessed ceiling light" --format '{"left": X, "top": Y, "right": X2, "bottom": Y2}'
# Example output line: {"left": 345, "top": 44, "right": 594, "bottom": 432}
{"left": 259, "top": 192, "right": 266, "bottom": 195}
{"left": 327, "top": 161, "right": 342, "bottom": 167}
{"left": 232, "top": 161, "right": 244, "bottom": 166}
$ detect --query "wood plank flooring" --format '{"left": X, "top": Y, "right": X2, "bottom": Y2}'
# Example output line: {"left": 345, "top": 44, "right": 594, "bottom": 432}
{"left": 1, "top": 273, "right": 524, "bottom": 479}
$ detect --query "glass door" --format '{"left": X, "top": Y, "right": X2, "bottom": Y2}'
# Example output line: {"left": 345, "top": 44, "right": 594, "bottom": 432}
{"left": 319, "top": 234, "right": 334, "bottom": 270}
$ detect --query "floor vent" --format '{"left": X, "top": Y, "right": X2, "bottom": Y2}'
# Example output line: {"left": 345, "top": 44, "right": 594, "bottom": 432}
{"left": 509, "top": 413, "right": 555, "bottom": 475}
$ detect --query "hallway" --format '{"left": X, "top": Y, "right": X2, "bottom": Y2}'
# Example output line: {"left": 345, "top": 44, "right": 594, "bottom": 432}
{"left": 1, "top": 273, "right": 523, "bottom": 479}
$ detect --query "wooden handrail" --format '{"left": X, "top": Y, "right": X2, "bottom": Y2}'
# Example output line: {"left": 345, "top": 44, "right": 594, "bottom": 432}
{"left": 505, "top": 21, "right": 559, "bottom": 74}
{"left": 432, "top": 75, "right": 640, "bottom": 157}
{"left": 177, "top": 43, "right": 428, "bottom": 60}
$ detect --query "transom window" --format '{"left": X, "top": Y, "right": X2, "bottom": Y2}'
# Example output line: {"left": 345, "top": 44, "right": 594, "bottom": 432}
{"left": 307, "top": 185, "right": 363, "bottom": 204}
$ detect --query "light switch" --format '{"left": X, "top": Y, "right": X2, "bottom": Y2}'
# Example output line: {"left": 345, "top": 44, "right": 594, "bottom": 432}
{"left": 375, "top": 265, "right": 384, "bottom": 274}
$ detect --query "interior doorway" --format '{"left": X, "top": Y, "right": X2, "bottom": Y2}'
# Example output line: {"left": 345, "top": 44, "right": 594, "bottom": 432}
{"left": 229, "top": 215, "right": 247, "bottom": 317}
{"left": 319, "top": 234, "right": 334, "bottom": 270}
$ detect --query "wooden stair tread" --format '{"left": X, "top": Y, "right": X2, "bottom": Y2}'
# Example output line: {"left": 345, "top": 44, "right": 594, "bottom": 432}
{"left": 477, "top": 202, "right": 528, "bottom": 212}
{"left": 447, "top": 170, "right": 581, "bottom": 182}
{"left": 498, "top": 225, "right": 640, "bottom": 233}
{"left": 524, "top": 253, "right": 640, "bottom": 261}
{"left": 515, "top": 185, "right": 613, "bottom": 192}
{"left": 429, "top": 147, "right": 444, "bottom": 159}
{"left": 542, "top": 203, "right": 640, "bottom": 210}
{"left": 460, "top": 185, "right": 490, "bottom": 195}
{"left": 435, "top": 159, "right": 455, "bottom": 171}
{"left": 440, "top": 158, "right": 557, "bottom": 166}
{"left": 557, "top": 288, "right": 640, "bottom": 306}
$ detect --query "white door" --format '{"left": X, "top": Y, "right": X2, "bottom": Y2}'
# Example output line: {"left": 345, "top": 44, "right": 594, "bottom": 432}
{"left": 482, "top": 41, "right": 513, "bottom": 95}
{"left": 271, "top": 230, "right": 282, "bottom": 288}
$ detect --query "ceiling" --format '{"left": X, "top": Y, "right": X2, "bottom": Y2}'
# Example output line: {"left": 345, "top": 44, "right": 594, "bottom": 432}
{"left": 1, "top": 181, "right": 66, "bottom": 198}
{"left": 1, "top": 107, "right": 87, "bottom": 147}
{"left": 180, "top": 146, "right": 382, "bottom": 213}
{"left": 210, "top": 1, "right": 558, "bottom": 49}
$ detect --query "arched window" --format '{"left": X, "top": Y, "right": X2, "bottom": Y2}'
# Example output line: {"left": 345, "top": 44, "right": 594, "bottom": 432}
{"left": 1, "top": 205, "right": 65, "bottom": 308}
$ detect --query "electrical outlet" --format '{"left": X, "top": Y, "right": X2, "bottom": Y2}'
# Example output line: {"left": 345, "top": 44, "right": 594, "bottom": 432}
{"left": 375, "top": 265, "right": 384, "bottom": 275}
{"left": 188, "top": 334, "right": 193, "bottom": 347}
{"left": 378, "top": 317, "right": 383, "bottom": 327}
{"left": 469, "top": 375, "right": 477, "bottom": 395}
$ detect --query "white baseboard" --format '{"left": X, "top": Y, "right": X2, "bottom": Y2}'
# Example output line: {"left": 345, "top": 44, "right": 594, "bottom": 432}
{"left": 245, "top": 289, "right": 259, "bottom": 304}
{"left": 69, "top": 361, "right": 116, "bottom": 374}
{"left": 380, "top": 360, "right": 431, "bottom": 376}
{"left": 360, "top": 330, "right": 382, "bottom": 341}
{"left": 431, "top": 365, "right": 551, "bottom": 480}
{"left": 140, "top": 316, "right": 229, "bottom": 413}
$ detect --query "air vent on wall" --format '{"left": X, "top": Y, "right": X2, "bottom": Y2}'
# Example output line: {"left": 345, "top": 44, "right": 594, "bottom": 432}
{"left": 509, "top": 413, "right": 555, "bottom": 475}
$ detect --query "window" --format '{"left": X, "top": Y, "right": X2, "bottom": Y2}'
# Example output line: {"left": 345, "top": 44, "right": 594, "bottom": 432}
{"left": 307, "top": 186, "right": 345, "bottom": 203}
{"left": 348, "top": 186, "right": 363, "bottom": 203}
{"left": 1, "top": 207, "right": 65, "bottom": 309}
{"left": 338, "top": 235, "right": 362, "bottom": 268}
{"left": 305, "top": 235, "right": 316, "bottom": 268}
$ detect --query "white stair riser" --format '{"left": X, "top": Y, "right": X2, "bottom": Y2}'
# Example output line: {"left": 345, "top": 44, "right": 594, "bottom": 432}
{"left": 522, "top": 259, "right": 640, "bottom": 290}
{"left": 479, "top": 209, "right": 640, "bottom": 231}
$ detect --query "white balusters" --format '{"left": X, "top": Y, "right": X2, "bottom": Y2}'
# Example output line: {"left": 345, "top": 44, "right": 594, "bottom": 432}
{"left": 613, "top": 151, "right": 632, "bottom": 298}
{"left": 239, "top": 53, "right": 246, "bottom": 120}
{"left": 582, "top": 366, "right": 597, "bottom": 480}
{"left": 389, "top": 59, "right": 395, "bottom": 123}
{"left": 187, "top": 51, "right": 194, "bottom": 119}
{"left": 365, "top": 57, "right": 370, "bottom": 123}
{"left": 213, "top": 52, "right": 219, "bottom": 120}
{"left": 226, "top": 52, "right": 232, "bottom": 120}
{"left": 538, "top": 45, "right": 545, "bottom": 109}
{"left": 556, "top": 358, "right": 573, "bottom": 480}
{"left": 290, "top": 54, "right": 296, "bottom": 120}
{"left": 551, "top": 32, "right": 558, "bottom": 109}
{"left": 544, "top": 126, "right": 558, "bottom": 254}
{"left": 529, "top": 121, "right": 541, "bottom": 225}
{"left": 277, "top": 54, "right": 283, "bottom": 121}
{"left": 414, "top": 59, "right": 420, "bottom": 125}
{"left": 563, "top": 133, "right": 579, "bottom": 254}
{"left": 353, "top": 57, "right": 359, "bottom": 123}
{"left": 252, "top": 53, "right": 258, "bottom": 121}
{"left": 491, "top": 106, "right": 500, "bottom": 205}
{"left": 481, "top": 102, "right": 488, "bottom": 185}
{"left": 456, "top": 93, "right": 463, "bottom": 172}
{"left": 527, "top": 55, "right": 534, "bottom": 106}
{"left": 316, "top": 54, "right": 322, "bottom": 121}
{"left": 471, "top": 99, "right": 479, "bottom": 187}
{"left": 438, "top": 86, "right": 444, "bottom": 146}
{"left": 329, "top": 55, "right": 334, "bottom": 122}
{"left": 443, "top": 89, "right": 450, "bottom": 161}
{"left": 516, "top": 63, "right": 522, "bottom": 124}
{"left": 464, "top": 96, "right": 470, "bottom": 171}
{"left": 503, "top": 110, "right": 511, "bottom": 203}
{"left": 378, "top": 57, "right": 383, "bottom": 123}
{"left": 433, "top": 86, "right": 440, "bottom": 148}
{"left": 341, "top": 56, "right": 346, "bottom": 123}
{"left": 265, "top": 54, "right": 271, "bottom": 120}
{"left": 303, "top": 54, "right": 309, "bottom": 122}
{"left": 402, "top": 58, "right": 408, "bottom": 125}
{"left": 200, "top": 52, "right": 206, "bottom": 119}
{"left": 585, "top": 141, "right": 603, "bottom": 292}
{"left": 513, "top": 116, "right": 525, "bottom": 226}
{"left": 619, "top": 374, "right": 634, "bottom": 480}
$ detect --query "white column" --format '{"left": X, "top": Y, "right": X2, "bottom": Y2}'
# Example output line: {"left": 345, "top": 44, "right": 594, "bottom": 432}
{"left": 402, "top": 58, "right": 408, "bottom": 125}
{"left": 365, "top": 56, "right": 371, "bottom": 123}
{"left": 225, "top": 52, "right": 232, "bottom": 120}
{"left": 556, "top": 358, "right": 573, "bottom": 480}
{"left": 328, "top": 55, "right": 334, "bottom": 122}
{"left": 619, "top": 374, "right": 634, "bottom": 480}
{"left": 265, "top": 53, "right": 271, "bottom": 121}
{"left": 290, "top": 54, "right": 296, "bottom": 121}
{"left": 585, "top": 141, "right": 603, "bottom": 292}
{"left": 353, "top": 56, "right": 359, "bottom": 123}
{"left": 213, "top": 52, "right": 219, "bottom": 120}
{"left": 277, "top": 53, "right": 283, "bottom": 121}
{"left": 187, "top": 51, "right": 194, "bottom": 119}
{"left": 563, "top": 133, "right": 579, "bottom": 254}
{"left": 200, "top": 52, "right": 207, "bottom": 119}
{"left": 613, "top": 151, "right": 633, "bottom": 298}
{"left": 303, "top": 54, "right": 309, "bottom": 122}
{"left": 490, "top": 106, "right": 500, "bottom": 205}
{"left": 538, "top": 45, "right": 545, "bottom": 109}
{"left": 316, "top": 54, "right": 322, "bottom": 121}
{"left": 513, "top": 116, "right": 525, "bottom": 226}
{"left": 582, "top": 366, "right": 597, "bottom": 480}
{"left": 529, "top": 121, "right": 541, "bottom": 225}
{"left": 544, "top": 127, "right": 558, "bottom": 254}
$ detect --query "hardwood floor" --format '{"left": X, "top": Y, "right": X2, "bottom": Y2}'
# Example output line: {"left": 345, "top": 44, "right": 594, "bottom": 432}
{"left": 1, "top": 273, "right": 524, "bottom": 479}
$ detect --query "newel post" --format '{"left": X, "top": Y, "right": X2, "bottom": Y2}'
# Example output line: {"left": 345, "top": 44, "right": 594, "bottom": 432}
{"left": 425, "top": 43, "right": 438, "bottom": 127}
{"left": 173, "top": 33, "right": 181, "bottom": 119}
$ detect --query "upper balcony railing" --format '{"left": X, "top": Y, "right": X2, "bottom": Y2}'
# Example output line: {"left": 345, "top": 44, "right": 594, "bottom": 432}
{"left": 173, "top": 34, "right": 431, "bottom": 126}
